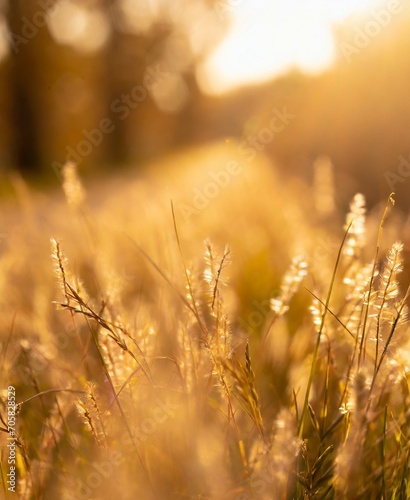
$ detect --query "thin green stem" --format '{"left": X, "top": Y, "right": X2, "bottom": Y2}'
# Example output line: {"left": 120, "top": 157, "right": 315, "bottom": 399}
{"left": 298, "top": 222, "right": 352, "bottom": 437}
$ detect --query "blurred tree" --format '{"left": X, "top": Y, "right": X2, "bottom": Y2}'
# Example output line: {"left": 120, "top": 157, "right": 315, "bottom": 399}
{"left": 101, "top": 0, "right": 226, "bottom": 164}
{"left": 0, "top": 0, "right": 12, "bottom": 174}
{"left": 6, "top": 0, "right": 41, "bottom": 172}
{"left": 1, "top": 0, "right": 227, "bottom": 176}
{"left": 5, "top": 0, "right": 112, "bottom": 177}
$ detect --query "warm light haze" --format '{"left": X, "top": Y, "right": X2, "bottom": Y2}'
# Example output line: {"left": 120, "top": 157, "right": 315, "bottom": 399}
{"left": 198, "top": 0, "right": 382, "bottom": 94}
{"left": 2, "top": 1, "right": 410, "bottom": 498}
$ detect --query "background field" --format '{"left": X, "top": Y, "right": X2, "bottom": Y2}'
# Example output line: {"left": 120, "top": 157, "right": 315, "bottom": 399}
{"left": 1, "top": 144, "right": 410, "bottom": 498}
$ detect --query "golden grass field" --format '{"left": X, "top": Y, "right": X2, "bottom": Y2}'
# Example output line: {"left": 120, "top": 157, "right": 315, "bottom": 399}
{"left": 1, "top": 143, "right": 410, "bottom": 499}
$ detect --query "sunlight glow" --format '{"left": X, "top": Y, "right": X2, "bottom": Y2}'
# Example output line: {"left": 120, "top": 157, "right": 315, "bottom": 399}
{"left": 0, "top": 17, "right": 9, "bottom": 63}
{"left": 48, "top": 2, "right": 110, "bottom": 54}
{"left": 117, "top": 0, "right": 159, "bottom": 34}
{"left": 198, "top": 0, "right": 382, "bottom": 94}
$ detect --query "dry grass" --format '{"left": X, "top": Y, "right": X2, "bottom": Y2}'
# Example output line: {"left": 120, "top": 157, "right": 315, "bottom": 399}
{"left": 0, "top": 144, "right": 409, "bottom": 499}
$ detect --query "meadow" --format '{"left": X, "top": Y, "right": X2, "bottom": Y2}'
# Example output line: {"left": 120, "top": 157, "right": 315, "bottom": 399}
{"left": 0, "top": 142, "right": 409, "bottom": 499}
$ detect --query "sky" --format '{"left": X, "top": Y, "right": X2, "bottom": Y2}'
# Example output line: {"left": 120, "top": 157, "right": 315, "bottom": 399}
{"left": 198, "top": 0, "right": 382, "bottom": 94}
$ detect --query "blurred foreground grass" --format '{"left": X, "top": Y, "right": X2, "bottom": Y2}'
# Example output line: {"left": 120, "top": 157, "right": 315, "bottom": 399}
{"left": 0, "top": 143, "right": 410, "bottom": 499}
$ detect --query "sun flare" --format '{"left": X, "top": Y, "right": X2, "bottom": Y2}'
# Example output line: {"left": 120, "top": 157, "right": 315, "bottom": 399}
{"left": 198, "top": 0, "right": 383, "bottom": 94}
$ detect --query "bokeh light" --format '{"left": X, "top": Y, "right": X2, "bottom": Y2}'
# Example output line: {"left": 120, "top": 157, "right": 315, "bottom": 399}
{"left": 47, "top": 1, "right": 110, "bottom": 54}
{"left": 0, "top": 16, "right": 9, "bottom": 63}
